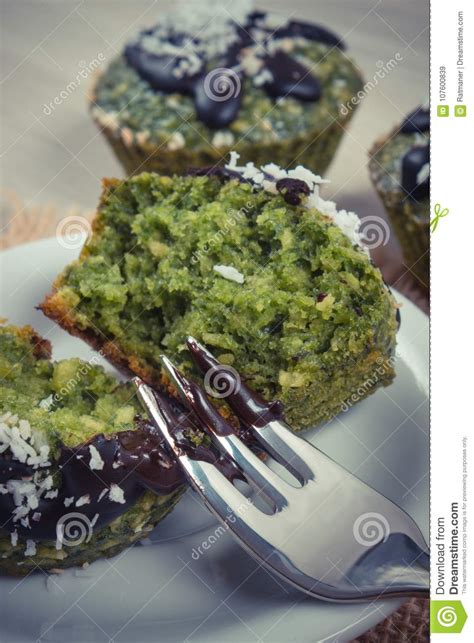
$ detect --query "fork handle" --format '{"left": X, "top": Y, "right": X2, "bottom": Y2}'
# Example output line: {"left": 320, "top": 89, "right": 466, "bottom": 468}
{"left": 379, "top": 558, "right": 430, "bottom": 599}
{"left": 348, "top": 545, "right": 430, "bottom": 601}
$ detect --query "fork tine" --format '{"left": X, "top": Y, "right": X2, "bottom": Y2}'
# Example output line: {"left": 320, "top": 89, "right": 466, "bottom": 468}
{"left": 185, "top": 336, "right": 285, "bottom": 428}
{"left": 160, "top": 355, "right": 293, "bottom": 508}
{"left": 133, "top": 378, "right": 263, "bottom": 525}
{"left": 185, "top": 337, "right": 313, "bottom": 482}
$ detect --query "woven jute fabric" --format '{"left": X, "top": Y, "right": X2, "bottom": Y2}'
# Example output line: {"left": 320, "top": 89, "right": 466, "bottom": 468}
{"left": 0, "top": 193, "right": 429, "bottom": 641}
{"left": 352, "top": 598, "right": 429, "bottom": 642}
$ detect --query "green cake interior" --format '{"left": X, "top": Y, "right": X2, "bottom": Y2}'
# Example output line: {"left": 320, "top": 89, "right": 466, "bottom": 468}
{"left": 0, "top": 323, "right": 139, "bottom": 453}
{"left": 42, "top": 173, "right": 398, "bottom": 430}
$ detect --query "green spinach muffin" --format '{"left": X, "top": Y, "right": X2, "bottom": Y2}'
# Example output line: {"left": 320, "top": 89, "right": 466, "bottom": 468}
{"left": 369, "top": 105, "right": 429, "bottom": 290}
{"left": 0, "top": 323, "right": 190, "bottom": 576}
{"left": 41, "top": 154, "right": 399, "bottom": 432}
{"left": 90, "top": 1, "right": 363, "bottom": 176}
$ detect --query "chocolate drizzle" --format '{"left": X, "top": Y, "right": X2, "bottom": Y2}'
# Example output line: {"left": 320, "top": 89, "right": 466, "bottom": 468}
{"left": 275, "top": 177, "right": 311, "bottom": 205}
{"left": 186, "top": 337, "right": 285, "bottom": 429}
{"left": 0, "top": 390, "right": 244, "bottom": 543}
{"left": 262, "top": 51, "right": 321, "bottom": 102}
{"left": 400, "top": 105, "right": 430, "bottom": 200}
{"left": 0, "top": 418, "right": 186, "bottom": 542}
{"left": 124, "top": 11, "right": 344, "bottom": 128}
{"left": 193, "top": 73, "right": 243, "bottom": 129}
{"left": 186, "top": 165, "right": 312, "bottom": 206}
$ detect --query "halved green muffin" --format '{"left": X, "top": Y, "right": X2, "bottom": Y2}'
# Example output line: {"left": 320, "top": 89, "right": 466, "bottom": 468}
{"left": 41, "top": 155, "right": 399, "bottom": 432}
{"left": 0, "top": 323, "right": 188, "bottom": 576}
{"left": 369, "top": 105, "right": 429, "bottom": 290}
{"left": 90, "top": 3, "right": 363, "bottom": 176}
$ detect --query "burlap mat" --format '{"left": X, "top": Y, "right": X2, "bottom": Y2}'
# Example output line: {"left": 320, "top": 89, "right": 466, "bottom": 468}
{"left": 0, "top": 192, "right": 429, "bottom": 641}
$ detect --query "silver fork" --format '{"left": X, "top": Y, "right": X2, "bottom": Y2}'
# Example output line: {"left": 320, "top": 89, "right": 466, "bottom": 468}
{"left": 134, "top": 337, "right": 429, "bottom": 602}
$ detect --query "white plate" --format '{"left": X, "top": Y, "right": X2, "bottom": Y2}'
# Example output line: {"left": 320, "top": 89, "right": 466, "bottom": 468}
{"left": 0, "top": 238, "right": 429, "bottom": 643}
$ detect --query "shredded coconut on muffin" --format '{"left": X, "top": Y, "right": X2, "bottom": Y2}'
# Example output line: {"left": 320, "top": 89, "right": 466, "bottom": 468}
{"left": 225, "top": 152, "right": 364, "bottom": 249}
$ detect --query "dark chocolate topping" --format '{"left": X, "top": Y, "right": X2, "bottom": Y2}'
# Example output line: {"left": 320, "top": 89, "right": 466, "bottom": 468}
{"left": 275, "top": 177, "right": 311, "bottom": 205}
{"left": 401, "top": 105, "right": 430, "bottom": 134}
{"left": 185, "top": 166, "right": 311, "bottom": 207}
{"left": 187, "top": 338, "right": 285, "bottom": 429}
{"left": 401, "top": 143, "right": 430, "bottom": 200}
{"left": 0, "top": 385, "right": 251, "bottom": 542}
{"left": 193, "top": 72, "right": 243, "bottom": 128}
{"left": 186, "top": 165, "right": 239, "bottom": 180}
{"left": 124, "top": 44, "right": 197, "bottom": 95}
{"left": 0, "top": 419, "right": 186, "bottom": 542}
{"left": 124, "top": 12, "right": 344, "bottom": 128}
{"left": 149, "top": 389, "right": 245, "bottom": 481}
{"left": 261, "top": 51, "right": 322, "bottom": 102}
{"left": 397, "top": 105, "right": 430, "bottom": 200}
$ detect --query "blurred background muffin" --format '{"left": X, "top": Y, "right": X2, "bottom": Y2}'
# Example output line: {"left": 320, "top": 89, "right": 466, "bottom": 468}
{"left": 369, "top": 104, "right": 429, "bottom": 291}
{"left": 90, "top": 0, "right": 363, "bottom": 176}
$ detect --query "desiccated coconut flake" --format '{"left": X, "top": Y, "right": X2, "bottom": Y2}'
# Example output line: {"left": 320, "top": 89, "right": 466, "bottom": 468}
{"left": 75, "top": 494, "right": 91, "bottom": 507}
{"left": 287, "top": 166, "right": 329, "bottom": 188}
{"left": 134, "top": 0, "right": 255, "bottom": 72}
{"left": 24, "top": 540, "right": 36, "bottom": 556}
{"left": 213, "top": 265, "right": 245, "bottom": 284}
{"left": 109, "top": 484, "right": 126, "bottom": 504}
{"left": 13, "top": 506, "right": 30, "bottom": 522}
{"left": 261, "top": 163, "right": 288, "bottom": 180}
{"left": 224, "top": 152, "right": 364, "bottom": 247}
{"left": 88, "top": 445, "right": 104, "bottom": 471}
{"left": 0, "top": 415, "right": 50, "bottom": 469}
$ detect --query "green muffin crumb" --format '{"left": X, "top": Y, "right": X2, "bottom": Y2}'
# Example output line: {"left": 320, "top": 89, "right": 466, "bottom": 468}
{"left": 0, "top": 323, "right": 138, "bottom": 452}
{"left": 42, "top": 172, "right": 398, "bottom": 431}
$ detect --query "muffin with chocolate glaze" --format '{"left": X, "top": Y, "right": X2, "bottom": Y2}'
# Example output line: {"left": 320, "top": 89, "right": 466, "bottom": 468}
{"left": 41, "top": 154, "right": 399, "bottom": 433}
{"left": 0, "top": 322, "right": 198, "bottom": 576}
{"left": 369, "top": 105, "right": 429, "bottom": 290}
{"left": 90, "top": 0, "right": 363, "bottom": 176}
